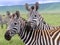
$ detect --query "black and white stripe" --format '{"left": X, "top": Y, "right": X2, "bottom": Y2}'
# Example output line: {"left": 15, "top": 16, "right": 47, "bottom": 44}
{"left": 19, "top": 22, "right": 60, "bottom": 45}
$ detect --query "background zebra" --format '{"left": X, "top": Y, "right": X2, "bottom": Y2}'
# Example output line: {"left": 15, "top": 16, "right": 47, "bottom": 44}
{"left": 25, "top": 2, "right": 60, "bottom": 30}
{"left": 0, "top": 15, "right": 3, "bottom": 28}
{"left": 4, "top": 10, "right": 60, "bottom": 45}
{"left": 0, "top": 11, "right": 11, "bottom": 28}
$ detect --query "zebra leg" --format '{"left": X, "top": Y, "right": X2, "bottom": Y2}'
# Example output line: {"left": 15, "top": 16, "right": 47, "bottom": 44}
{"left": 1, "top": 23, "right": 3, "bottom": 29}
{"left": 6, "top": 24, "right": 8, "bottom": 29}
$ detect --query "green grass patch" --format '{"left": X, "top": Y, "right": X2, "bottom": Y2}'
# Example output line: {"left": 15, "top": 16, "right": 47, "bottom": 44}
{"left": 41, "top": 13, "right": 60, "bottom": 26}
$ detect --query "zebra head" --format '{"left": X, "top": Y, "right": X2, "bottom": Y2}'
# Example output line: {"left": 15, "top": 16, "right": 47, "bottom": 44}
{"left": 25, "top": 2, "right": 41, "bottom": 29}
{"left": 4, "top": 11, "right": 21, "bottom": 41}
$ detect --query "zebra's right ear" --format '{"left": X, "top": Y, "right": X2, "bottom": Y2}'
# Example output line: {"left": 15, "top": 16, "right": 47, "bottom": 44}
{"left": 25, "top": 3, "right": 30, "bottom": 11}
{"left": 6, "top": 11, "right": 10, "bottom": 15}
{"left": 15, "top": 11, "right": 20, "bottom": 19}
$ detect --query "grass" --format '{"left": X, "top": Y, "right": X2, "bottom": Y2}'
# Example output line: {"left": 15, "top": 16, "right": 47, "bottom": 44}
{"left": 0, "top": 13, "right": 60, "bottom": 45}
{"left": 41, "top": 13, "right": 60, "bottom": 26}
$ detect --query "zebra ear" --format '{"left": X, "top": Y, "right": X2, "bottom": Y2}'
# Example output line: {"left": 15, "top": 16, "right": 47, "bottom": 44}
{"left": 11, "top": 13, "right": 16, "bottom": 19}
{"left": 34, "top": 2, "right": 39, "bottom": 11}
{"left": 25, "top": 3, "right": 30, "bottom": 11}
{"left": 15, "top": 11, "right": 20, "bottom": 19}
{"left": 6, "top": 11, "right": 10, "bottom": 15}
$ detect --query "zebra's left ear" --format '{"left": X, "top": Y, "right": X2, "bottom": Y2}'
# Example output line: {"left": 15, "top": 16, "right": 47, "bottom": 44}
{"left": 15, "top": 11, "right": 20, "bottom": 19}
{"left": 25, "top": 3, "right": 30, "bottom": 11}
{"left": 34, "top": 2, "right": 39, "bottom": 11}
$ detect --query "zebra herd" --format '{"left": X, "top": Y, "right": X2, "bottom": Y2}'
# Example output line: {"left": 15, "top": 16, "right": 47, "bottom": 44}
{"left": 4, "top": 2, "right": 60, "bottom": 45}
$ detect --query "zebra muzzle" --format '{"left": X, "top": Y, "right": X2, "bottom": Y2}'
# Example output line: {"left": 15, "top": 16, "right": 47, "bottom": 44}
{"left": 4, "top": 30, "right": 12, "bottom": 41}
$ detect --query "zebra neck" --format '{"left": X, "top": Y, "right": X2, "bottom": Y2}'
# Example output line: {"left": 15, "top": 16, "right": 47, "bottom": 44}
{"left": 39, "top": 20, "right": 54, "bottom": 30}
{"left": 20, "top": 28, "right": 34, "bottom": 44}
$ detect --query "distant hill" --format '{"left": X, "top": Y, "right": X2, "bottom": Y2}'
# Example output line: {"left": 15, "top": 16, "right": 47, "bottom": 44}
{"left": 39, "top": 2, "right": 60, "bottom": 13}
{"left": 0, "top": 2, "right": 60, "bottom": 15}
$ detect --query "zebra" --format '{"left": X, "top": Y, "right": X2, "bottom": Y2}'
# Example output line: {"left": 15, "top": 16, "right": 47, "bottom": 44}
{"left": 4, "top": 11, "right": 11, "bottom": 28}
{"left": 1, "top": 11, "right": 11, "bottom": 28}
{"left": 0, "top": 15, "right": 3, "bottom": 28}
{"left": 25, "top": 2, "right": 60, "bottom": 30}
{"left": 4, "top": 11, "right": 60, "bottom": 45}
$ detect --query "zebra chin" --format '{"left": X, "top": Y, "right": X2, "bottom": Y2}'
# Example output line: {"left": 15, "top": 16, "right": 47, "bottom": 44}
{"left": 4, "top": 30, "right": 12, "bottom": 41}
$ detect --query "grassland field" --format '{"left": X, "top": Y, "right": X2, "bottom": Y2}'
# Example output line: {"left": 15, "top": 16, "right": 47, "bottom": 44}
{"left": 0, "top": 13, "right": 60, "bottom": 45}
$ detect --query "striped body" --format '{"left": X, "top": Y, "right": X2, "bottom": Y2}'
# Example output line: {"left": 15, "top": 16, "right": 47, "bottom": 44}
{"left": 2, "top": 16, "right": 10, "bottom": 28}
{"left": 0, "top": 15, "right": 10, "bottom": 28}
{"left": 19, "top": 27, "right": 60, "bottom": 45}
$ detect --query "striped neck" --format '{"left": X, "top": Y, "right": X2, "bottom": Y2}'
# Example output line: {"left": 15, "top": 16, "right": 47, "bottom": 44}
{"left": 38, "top": 20, "right": 56, "bottom": 30}
{"left": 18, "top": 22, "right": 34, "bottom": 44}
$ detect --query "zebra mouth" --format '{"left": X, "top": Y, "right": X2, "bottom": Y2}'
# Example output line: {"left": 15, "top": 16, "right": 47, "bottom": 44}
{"left": 4, "top": 30, "right": 11, "bottom": 41}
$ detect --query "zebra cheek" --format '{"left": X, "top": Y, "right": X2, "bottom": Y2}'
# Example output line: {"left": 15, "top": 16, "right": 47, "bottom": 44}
{"left": 4, "top": 31, "right": 11, "bottom": 41}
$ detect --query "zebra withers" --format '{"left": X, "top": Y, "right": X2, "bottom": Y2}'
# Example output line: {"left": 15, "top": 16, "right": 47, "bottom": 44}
{"left": 4, "top": 11, "right": 60, "bottom": 45}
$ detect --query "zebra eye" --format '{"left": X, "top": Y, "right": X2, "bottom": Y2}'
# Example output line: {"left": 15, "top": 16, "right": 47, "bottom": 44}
{"left": 35, "top": 15, "right": 36, "bottom": 17}
{"left": 14, "top": 23, "right": 17, "bottom": 25}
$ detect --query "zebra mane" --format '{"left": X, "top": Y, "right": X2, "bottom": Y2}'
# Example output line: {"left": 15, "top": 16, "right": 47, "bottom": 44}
{"left": 25, "top": 22, "right": 33, "bottom": 30}
{"left": 20, "top": 17, "right": 27, "bottom": 22}
{"left": 20, "top": 17, "right": 32, "bottom": 30}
